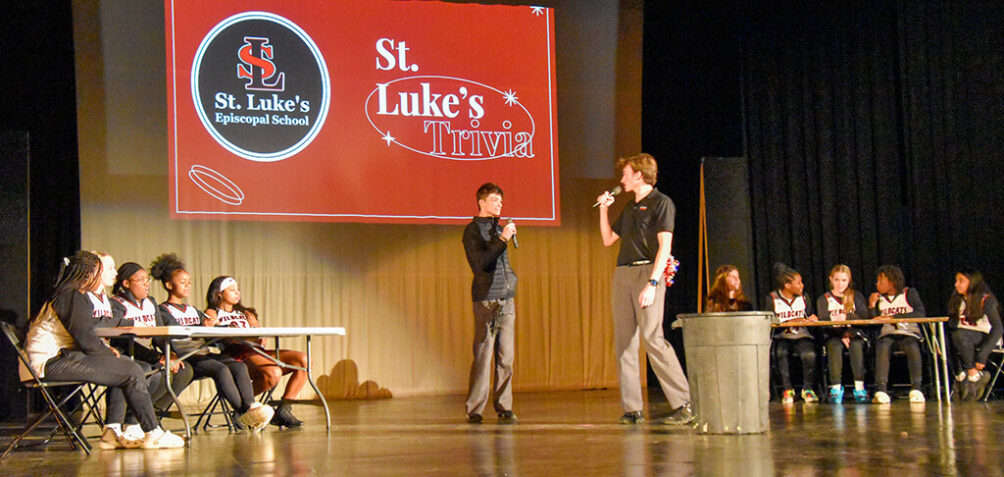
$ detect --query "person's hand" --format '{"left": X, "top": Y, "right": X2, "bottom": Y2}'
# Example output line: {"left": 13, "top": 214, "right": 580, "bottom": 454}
{"left": 110, "top": 346, "right": 120, "bottom": 358}
{"left": 873, "top": 315, "right": 893, "bottom": 323}
{"left": 203, "top": 315, "right": 218, "bottom": 327}
{"left": 976, "top": 362, "right": 985, "bottom": 371}
{"left": 639, "top": 284, "right": 657, "bottom": 308}
{"left": 501, "top": 222, "right": 517, "bottom": 241}
{"left": 807, "top": 314, "right": 819, "bottom": 323}
{"left": 869, "top": 292, "right": 880, "bottom": 309}
{"left": 596, "top": 191, "right": 615, "bottom": 208}
{"left": 841, "top": 336, "right": 851, "bottom": 349}
{"left": 170, "top": 360, "right": 184, "bottom": 373}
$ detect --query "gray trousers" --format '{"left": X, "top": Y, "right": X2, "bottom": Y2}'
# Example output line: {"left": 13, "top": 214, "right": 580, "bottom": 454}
{"left": 613, "top": 265, "right": 691, "bottom": 411}
{"left": 466, "top": 298, "right": 515, "bottom": 416}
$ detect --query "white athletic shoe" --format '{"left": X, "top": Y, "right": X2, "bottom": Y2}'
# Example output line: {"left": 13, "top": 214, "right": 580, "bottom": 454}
{"left": 238, "top": 402, "right": 275, "bottom": 431}
{"left": 142, "top": 428, "right": 185, "bottom": 449}
{"left": 967, "top": 371, "right": 984, "bottom": 383}
{"left": 872, "top": 391, "right": 891, "bottom": 404}
{"left": 98, "top": 427, "right": 143, "bottom": 450}
{"left": 123, "top": 423, "right": 145, "bottom": 442}
{"left": 909, "top": 390, "right": 926, "bottom": 402}
{"left": 955, "top": 371, "right": 967, "bottom": 382}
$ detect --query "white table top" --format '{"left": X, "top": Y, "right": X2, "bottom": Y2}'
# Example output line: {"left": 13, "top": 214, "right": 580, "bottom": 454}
{"left": 94, "top": 326, "right": 346, "bottom": 338}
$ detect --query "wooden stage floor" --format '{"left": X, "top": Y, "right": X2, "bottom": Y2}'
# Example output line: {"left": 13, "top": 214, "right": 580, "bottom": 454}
{"left": 1, "top": 389, "right": 1002, "bottom": 476}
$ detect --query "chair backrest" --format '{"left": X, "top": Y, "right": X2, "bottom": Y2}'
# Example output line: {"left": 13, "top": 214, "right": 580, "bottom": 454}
{"left": 2, "top": 321, "right": 43, "bottom": 384}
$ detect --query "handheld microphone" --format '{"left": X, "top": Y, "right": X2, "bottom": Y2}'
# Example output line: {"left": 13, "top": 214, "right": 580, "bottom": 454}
{"left": 506, "top": 218, "right": 519, "bottom": 248}
{"left": 593, "top": 185, "right": 623, "bottom": 207}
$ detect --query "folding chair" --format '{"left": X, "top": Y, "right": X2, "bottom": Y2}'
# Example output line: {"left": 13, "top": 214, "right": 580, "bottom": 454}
{"left": 192, "top": 377, "right": 236, "bottom": 433}
{"left": 1, "top": 322, "right": 105, "bottom": 458}
{"left": 981, "top": 345, "right": 1004, "bottom": 402}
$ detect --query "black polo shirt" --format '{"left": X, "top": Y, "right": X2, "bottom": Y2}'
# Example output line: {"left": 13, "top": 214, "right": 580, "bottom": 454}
{"left": 611, "top": 188, "right": 675, "bottom": 266}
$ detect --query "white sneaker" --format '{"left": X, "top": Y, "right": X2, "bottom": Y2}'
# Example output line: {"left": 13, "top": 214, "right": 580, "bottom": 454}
{"left": 123, "top": 423, "right": 145, "bottom": 442}
{"left": 238, "top": 402, "right": 275, "bottom": 431}
{"left": 142, "top": 428, "right": 185, "bottom": 449}
{"left": 968, "top": 371, "right": 983, "bottom": 383}
{"left": 955, "top": 371, "right": 967, "bottom": 382}
{"left": 909, "top": 390, "right": 926, "bottom": 402}
{"left": 872, "top": 391, "right": 891, "bottom": 404}
{"left": 98, "top": 426, "right": 143, "bottom": 450}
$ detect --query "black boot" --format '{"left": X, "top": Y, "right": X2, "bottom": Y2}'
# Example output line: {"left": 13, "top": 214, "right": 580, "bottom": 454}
{"left": 270, "top": 402, "right": 304, "bottom": 428}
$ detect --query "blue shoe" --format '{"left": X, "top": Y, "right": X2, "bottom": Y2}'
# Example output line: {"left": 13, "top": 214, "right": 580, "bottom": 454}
{"left": 853, "top": 389, "right": 868, "bottom": 403}
{"left": 828, "top": 386, "right": 844, "bottom": 404}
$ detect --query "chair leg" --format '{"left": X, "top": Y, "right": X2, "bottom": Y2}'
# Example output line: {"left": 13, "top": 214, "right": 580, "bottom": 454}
{"left": 982, "top": 357, "right": 1004, "bottom": 402}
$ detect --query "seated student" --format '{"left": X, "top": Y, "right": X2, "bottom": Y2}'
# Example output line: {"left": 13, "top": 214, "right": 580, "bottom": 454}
{"left": 869, "top": 265, "right": 926, "bottom": 403}
{"left": 150, "top": 254, "right": 274, "bottom": 430}
{"left": 705, "top": 265, "right": 753, "bottom": 312}
{"left": 766, "top": 263, "right": 819, "bottom": 403}
{"left": 108, "top": 261, "right": 195, "bottom": 440}
{"left": 947, "top": 268, "right": 1002, "bottom": 401}
{"left": 20, "top": 251, "right": 184, "bottom": 449}
{"left": 204, "top": 276, "right": 308, "bottom": 428}
{"left": 816, "top": 265, "right": 870, "bottom": 403}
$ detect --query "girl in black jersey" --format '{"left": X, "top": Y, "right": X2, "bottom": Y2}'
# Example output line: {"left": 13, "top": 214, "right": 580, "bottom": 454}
{"left": 766, "top": 263, "right": 819, "bottom": 403}
{"left": 816, "top": 265, "right": 870, "bottom": 403}
{"left": 204, "top": 276, "right": 308, "bottom": 428}
{"left": 149, "top": 254, "right": 274, "bottom": 430}
{"left": 947, "top": 268, "right": 1002, "bottom": 401}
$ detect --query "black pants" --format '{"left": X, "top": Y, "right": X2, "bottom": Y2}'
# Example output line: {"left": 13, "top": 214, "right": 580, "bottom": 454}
{"left": 43, "top": 351, "right": 159, "bottom": 432}
{"left": 774, "top": 338, "right": 817, "bottom": 390}
{"left": 952, "top": 329, "right": 988, "bottom": 371}
{"left": 188, "top": 354, "right": 256, "bottom": 413}
{"left": 108, "top": 359, "right": 194, "bottom": 425}
{"left": 825, "top": 336, "right": 866, "bottom": 384}
{"left": 874, "top": 334, "right": 923, "bottom": 392}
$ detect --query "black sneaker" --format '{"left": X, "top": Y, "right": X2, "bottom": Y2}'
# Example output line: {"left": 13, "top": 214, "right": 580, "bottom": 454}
{"left": 497, "top": 410, "right": 518, "bottom": 424}
{"left": 618, "top": 411, "right": 644, "bottom": 424}
{"left": 270, "top": 404, "right": 304, "bottom": 428}
{"left": 231, "top": 410, "right": 247, "bottom": 431}
{"left": 467, "top": 413, "right": 483, "bottom": 424}
{"left": 663, "top": 402, "right": 695, "bottom": 425}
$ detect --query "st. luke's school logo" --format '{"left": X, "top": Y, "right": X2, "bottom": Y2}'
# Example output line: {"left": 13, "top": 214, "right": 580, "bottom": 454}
{"left": 191, "top": 12, "right": 330, "bottom": 162}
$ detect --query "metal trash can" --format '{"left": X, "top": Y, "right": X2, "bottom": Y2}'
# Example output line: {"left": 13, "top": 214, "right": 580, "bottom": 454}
{"left": 678, "top": 311, "right": 773, "bottom": 434}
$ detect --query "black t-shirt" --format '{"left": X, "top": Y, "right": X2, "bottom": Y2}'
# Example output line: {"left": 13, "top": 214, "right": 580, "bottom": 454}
{"left": 612, "top": 188, "right": 675, "bottom": 266}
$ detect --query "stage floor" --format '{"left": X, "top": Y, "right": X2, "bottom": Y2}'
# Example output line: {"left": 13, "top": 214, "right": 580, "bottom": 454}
{"left": 2, "top": 389, "right": 1001, "bottom": 476}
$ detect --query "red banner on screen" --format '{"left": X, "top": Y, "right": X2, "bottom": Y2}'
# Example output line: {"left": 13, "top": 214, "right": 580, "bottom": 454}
{"left": 166, "top": 0, "right": 559, "bottom": 225}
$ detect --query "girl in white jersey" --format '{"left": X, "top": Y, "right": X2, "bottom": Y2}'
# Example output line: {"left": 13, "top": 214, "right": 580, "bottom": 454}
{"left": 815, "top": 265, "right": 870, "bottom": 403}
{"left": 204, "top": 276, "right": 308, "bottom": 428}
{"left": 766, "top": 263, "right": 820, "bottom": 404}
{"left": 947, "top": 268, "right": 1002, "bottom": 401}
{"left": 868, "top": 265, "right": 926, "bottom": 403}
{"left": 149, "top": 254, "right": 274, "bottom": 429}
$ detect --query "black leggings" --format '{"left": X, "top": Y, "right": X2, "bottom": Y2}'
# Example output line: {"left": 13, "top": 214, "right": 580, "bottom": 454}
{"left": 952, "top": 329, "right": 988, "bottom": 371}
{"left": 824, "top": 336, "right": 866, "bottom": 384}
{"left": 188, "top": 354, "right": 256, "bottom": 413}
{"left": 109, "top": 359, "right": 195, "bottom": 425}
{"left": 43, "top": 351, "right": 160, "bottom": 432}
{"left": 774, "top": 338, "right": 817, "bottom": 390}
{"left": 874, "top": 335, "right": 923, "bottom": 392}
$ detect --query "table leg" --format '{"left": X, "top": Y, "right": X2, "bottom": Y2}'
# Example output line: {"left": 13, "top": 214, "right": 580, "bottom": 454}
{"left": 938, "top": 322, "right": 951, "bottom": 404}
{"left": 927, "top": 324, "right": 943, "bottom": 404}
{"left": 305, "top": 335, "right": 331, "bottom": 430}
{"left": 164, "top": 342, "right": 191, "bottom": 441}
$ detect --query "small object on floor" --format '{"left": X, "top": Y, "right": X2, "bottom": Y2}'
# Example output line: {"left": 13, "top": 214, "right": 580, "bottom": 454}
{"left": 852, "top": 389, "right": 868, "bottom": 403}
{"left": 781, "top": 389, "right": 795, "bottom": 404}
{"left": 497, "top": 410, "right": 518, "bottom": 423}
{"left": 663, "top": 402, "right": 695, "bottom": 425}
{"left": 143, "top": 428, "right": 185, "bottom": 449}
{"left": 802, "top": 389, "right": 819, "bottom": 403}
{"left": 908, "top": 390, "right": 925, "bottom": 403}
{"left": 271, "top": 403, "right": 305, "bottom": 428}
{"left": 872, "top": 391, "right": 891, "bottom": 404}
{"left": 829, "top": 386, "right": 844, "bottom": 404}
{"left": 467, "top": 413, "right": 483, "bottom": 424}
{"left": 618, "top": 411, "right": 644, "bottom": 424}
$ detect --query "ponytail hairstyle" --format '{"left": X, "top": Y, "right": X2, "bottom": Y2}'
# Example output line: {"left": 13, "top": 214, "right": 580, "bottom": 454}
{"left": 875, "top": 265, "right": 905, "bottom": 294}
{"left": 150, "top": 253, "right": 186, "bottom": 291}
{"left": 829, "top": 264, "right": 856, "bottom": 313}
{"left": 772, "top": 262, "right": 801, "bottom": 290}
{"left": 948, "top": 267, "right": 994, "bottom": 321}
{"left": 205, "top": 275, "right": 255, "bottom": 317}
{"left": 48, "top": 251, "right": 102, "bottom": 303}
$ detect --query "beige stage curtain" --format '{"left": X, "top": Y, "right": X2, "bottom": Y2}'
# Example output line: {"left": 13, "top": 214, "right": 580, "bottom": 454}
{"left": 74, "top": 0, "right": 644, "bottom": 403}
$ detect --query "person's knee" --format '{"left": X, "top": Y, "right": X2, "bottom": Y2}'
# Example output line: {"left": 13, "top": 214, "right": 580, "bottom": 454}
{"left": 261, "top": 367, "right": 282, "bottom": 388}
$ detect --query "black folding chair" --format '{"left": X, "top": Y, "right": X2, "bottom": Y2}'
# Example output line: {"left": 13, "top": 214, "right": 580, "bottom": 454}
{"left": 981, "top": 346, "right": 1004, "bottom": 401}
{"left": 1, "top": 322, "right": 105, "bottom": 458}
{"left": 192, "top": 377, "right": 236, "bottom": 433}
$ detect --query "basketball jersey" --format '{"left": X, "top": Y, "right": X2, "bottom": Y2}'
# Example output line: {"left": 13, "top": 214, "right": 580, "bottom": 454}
{"left": 824, "top": 292, "right": 850, "bottom": 321}
{"left": 957, "top": 295, "right": 992, "bottom": 334}
{"left": 113, "top": 296, "right": 159, "bottom": 327}
{"left": 161, "top": 303, "right": 203, "bottom": 326}
{"left": 877, "top": 288, "right": 921, "bottom": 338}
{"left": 772, "top": 291, "right": 811, "bottom": 339}
{"left": 215, "top": 308, "right": 252, "bottom": 328}
{"left": 87, "top": 291, "right": 113, "bottom": 319}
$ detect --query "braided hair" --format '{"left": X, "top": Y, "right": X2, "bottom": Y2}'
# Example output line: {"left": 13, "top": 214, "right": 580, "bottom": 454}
{"left": 48, "top": 251, "right": 102, "bottom": 302}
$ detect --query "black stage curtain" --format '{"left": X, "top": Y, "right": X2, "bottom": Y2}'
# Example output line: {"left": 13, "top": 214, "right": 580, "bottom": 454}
{"left": 741, "top": 0, "right": 1004, "bottom": 314}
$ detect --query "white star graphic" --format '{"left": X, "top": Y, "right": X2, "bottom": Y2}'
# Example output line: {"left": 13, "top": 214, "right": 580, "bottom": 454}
{"left": 531, "top": 6, "right": 544, "bottom": 16}
{"left": 381, "top": 130, "right": 396, "bottom": 146}
{"left": 502, "top": 89, "right": 519, "bottom": 106}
